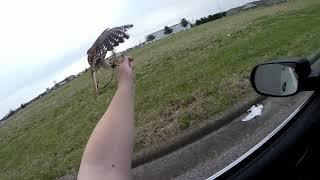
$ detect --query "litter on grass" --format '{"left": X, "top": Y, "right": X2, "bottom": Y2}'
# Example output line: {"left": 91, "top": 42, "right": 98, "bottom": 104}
{"left": 242, "top": 104, "right": 264, "bottom": 122}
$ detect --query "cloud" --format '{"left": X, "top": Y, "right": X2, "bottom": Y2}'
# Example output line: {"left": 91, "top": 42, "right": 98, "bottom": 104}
{"left": 0, "top": 46, "right": 87, "bottom": 99}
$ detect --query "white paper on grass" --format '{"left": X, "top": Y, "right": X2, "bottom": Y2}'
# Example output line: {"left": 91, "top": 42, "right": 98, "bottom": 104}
{"left": 242, "top": 104, "right": 264, "bottom": 122}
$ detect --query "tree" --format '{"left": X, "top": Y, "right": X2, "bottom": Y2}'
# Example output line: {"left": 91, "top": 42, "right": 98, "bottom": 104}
{"left": 181, "top": 18, "right": 189, "bottom": 27}
{"left": 20, "top": 103, "right": 26, "bottom": 109}
{"left": 146, "top": 34, "right": 155, "bottom": 42}
{"left": 164, "top": 26, "right": 173, "bottom": 35}
{"left": 195, "top": 20, "right": 201, "bottom": 26}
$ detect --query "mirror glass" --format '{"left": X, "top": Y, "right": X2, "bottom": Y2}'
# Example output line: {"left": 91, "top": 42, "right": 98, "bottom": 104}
{"left": 254, "top": 64, "right": 298, "bottom": 96}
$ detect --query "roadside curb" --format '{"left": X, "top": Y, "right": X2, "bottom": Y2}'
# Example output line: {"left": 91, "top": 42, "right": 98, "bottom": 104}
{"left": 132, "top": 94, "right": 267, "bottom": 168}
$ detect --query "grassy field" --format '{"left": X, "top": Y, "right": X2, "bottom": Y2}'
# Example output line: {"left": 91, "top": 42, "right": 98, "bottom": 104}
{"left": 1, "top": 0, "right": 320, "bottom": 179}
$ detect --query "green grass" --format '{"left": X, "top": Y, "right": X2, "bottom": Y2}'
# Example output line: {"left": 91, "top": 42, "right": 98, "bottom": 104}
{"left": 1, "top": 0, "right": 320, "bottom": 179}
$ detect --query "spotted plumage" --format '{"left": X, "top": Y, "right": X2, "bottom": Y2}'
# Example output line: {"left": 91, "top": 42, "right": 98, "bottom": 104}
{"left": 87, "top": 24, "right": 133, "bottom": 94}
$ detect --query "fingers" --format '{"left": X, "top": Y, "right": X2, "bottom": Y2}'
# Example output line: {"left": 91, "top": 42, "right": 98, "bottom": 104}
{"left": 123, "top": 57, "right": 130, "bottom": 66}
{"left": 115, "top": 56, "right": 134, "bottom": 70}
{"left": 121, "top": 56, "right": 134, "bottom": 66}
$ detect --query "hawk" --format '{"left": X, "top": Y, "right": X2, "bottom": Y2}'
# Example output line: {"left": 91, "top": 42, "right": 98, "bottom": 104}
{"left": 87, "top": 24, "right": 133, "bottom": 94}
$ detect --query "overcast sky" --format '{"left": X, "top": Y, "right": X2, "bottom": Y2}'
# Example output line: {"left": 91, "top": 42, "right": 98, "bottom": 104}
{"left": 0, "top": 0, "right": 255, "bottom": 118}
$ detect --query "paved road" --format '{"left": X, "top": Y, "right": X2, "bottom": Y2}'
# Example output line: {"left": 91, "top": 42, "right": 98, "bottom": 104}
{"left": 132, "top": 91, "right": 313, "bottom": 180}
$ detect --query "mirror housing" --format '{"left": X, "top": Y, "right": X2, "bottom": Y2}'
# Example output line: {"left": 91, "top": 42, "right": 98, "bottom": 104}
{"left": 250, "top": 58, "right": 311, "bottom": 97}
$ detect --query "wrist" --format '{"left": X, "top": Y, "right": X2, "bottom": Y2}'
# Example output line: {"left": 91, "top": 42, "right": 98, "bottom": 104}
{"left": 118, "top": 81, "right": 135, "bottom": 91}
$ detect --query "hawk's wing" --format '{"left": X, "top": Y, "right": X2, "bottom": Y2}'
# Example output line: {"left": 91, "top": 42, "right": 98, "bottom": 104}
{"left": 87, "top": 24, "right": 133, "bottom": 66}
{"left": 87, "top": 24, "right": 133, "bottom": 95}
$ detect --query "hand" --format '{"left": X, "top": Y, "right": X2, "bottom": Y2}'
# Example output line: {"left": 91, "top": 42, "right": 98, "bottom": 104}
{"left": 116, "top": 56, "right": 134, "bottom": 89}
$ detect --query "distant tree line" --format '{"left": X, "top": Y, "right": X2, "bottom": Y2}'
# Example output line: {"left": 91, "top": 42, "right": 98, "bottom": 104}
{"left": 0, "top": 87, "right": 53, "bottom": 122}
{"left": 194, "top": 12, "right": 227, "bottom": 26}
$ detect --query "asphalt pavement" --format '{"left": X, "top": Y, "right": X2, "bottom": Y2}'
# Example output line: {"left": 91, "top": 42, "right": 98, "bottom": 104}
{"left": 132, "top": 91, "right": 313, "bottom": 180}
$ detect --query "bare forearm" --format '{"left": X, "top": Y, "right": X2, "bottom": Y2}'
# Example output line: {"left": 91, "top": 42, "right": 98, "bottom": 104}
{"left": 79, "top": 84, "right": 135, "bottom": 179}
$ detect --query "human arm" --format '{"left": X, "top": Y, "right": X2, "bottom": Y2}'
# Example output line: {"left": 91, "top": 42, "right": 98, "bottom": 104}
{"left": 78, "top": 57, "right": 135, "bottom": 180}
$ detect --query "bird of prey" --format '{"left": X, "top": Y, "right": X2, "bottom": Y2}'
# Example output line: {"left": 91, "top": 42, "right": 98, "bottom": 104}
{"left": 87, "top": 24, "right": 133, "bottom": 94}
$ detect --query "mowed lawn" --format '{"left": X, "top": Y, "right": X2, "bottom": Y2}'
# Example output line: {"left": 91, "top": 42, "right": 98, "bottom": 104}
{"left": 1, "top": 0, "right": 320, "bottom": 179}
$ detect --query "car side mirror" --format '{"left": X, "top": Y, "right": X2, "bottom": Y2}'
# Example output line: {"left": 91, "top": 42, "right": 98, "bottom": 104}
{"left": 250, "top": 58, "right": 311, "bottom": 97}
